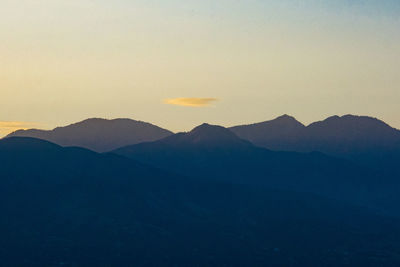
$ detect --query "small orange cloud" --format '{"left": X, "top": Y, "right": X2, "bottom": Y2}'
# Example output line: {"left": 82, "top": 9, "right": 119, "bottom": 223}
{"left": 0, "top": 121, "right": 40, "bottom": 137}
{"left": 164, "top": 98, "right": 218, "bottom": 107}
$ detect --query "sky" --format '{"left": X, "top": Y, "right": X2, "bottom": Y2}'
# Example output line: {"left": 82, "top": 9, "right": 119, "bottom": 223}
{"left": 1, "top": 0, "right": 400, "bottom": 135}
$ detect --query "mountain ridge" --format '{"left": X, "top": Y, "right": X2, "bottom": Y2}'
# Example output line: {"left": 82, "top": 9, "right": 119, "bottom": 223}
{"left": 230, "top": 114, "right": 400, "bottom": 154}
{"left": 113, "top": 123, "right": 400, "bottom": 217}
{"left": 170, "top": 123, "right": 253, "bottom": 148}
{"left": 5, "top": 114, "right": 400, "bottom": 158}
{"left": 6, "top": 118, "right": 173, "bottom": 152}
{"left": 2, "top": 136, "right": 400, "bottom": 265}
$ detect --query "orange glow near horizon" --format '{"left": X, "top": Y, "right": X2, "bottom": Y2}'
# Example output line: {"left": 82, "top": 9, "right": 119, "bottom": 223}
{"left": 1, "top": 1, "right": 400, "bottom": 132}
{"left": 0, "top": 121, "right": 41, "bottom": 137}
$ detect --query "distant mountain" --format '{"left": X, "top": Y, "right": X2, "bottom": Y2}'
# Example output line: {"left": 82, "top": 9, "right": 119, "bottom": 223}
{"left": 1, "top": 136, "right": 400, "bottom": 265}
{"left": 113, "top": 124, "right": 400, "bottom": 216}
{"left": 304, "top": 115, "right": 400, "bottom": 153}
{"left": 6, "top": 118, "right": 173, "bottom": 152}
{"left": 231, "top": 114, "right": 400, "bottom": 155}
{"left": 230, "top": 115, "right": 400, "bottom": 173}
{"left": 149, "top": 123, "right": 253, "bottom": 149}
{"left": 230, "top": 114, "right": 306, "bottom": 151}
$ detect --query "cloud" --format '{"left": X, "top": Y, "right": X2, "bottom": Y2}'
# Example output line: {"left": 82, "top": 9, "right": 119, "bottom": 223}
{"left": 0, "top": 121, "right": 40, "bottom": 137}
{"left": 164, "top": 98, "right": 218, "bottom": 107}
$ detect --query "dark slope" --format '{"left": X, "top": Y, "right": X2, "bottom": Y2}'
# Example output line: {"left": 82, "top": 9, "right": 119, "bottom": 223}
{"left": 6, "top": 118, "right": 173, "bottom": 152}
{"left": 2, "top": 137, "right": 400, "bottom": 266}
{"left": 114, "top": 124, "right": 400, "bottom": 216}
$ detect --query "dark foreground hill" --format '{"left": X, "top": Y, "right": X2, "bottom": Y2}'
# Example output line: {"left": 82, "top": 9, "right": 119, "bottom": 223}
{"left": 114, "top": 123, "right": 400, "bottom": 216}
{"left": 2, "top": 137, "right": 400, "bottom": 266}
{"left": 6, "top": 118, "right": 173, "bottom": 152}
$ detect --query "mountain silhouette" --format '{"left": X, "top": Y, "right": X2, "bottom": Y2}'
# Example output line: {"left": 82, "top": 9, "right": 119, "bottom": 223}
{"left": 302, "top": 115, "right": 400, "bottom": 153}
{"left": 6, "top": 118, "right": 173, "bottom": 152}
{"left": 230, "top": 114, "right": 306, "bottom": 151}
{"left": 231, "top": 115, "right": 400, "bottom": 173}
{"left": 113, "top": 124, "right": 400, "bottom": 216}
{"left": 231, "top": 114, "right": 400, "bottom": 155}
{"left": 147, "top": 123, "right": 253, "bottom": 149}
{"left": 2, "top": 136, "right": 400, "bottom": 265}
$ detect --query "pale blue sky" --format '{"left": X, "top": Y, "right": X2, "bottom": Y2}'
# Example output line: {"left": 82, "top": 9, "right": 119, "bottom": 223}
{"left": 1, "top": 0, "right": 399, "bottom": 135}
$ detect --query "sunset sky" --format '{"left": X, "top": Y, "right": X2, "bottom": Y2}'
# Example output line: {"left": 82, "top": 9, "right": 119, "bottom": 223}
{"left": 1, "top": 0, "right": 399, "bottom": 135}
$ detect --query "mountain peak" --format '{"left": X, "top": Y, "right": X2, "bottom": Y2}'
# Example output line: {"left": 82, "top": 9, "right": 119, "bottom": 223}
{"left": 270, "top": 114, "right": 305, "bottom": 127}
{"left": 59, "top": 118, "right": 146, "bottom": 129}
{"left": 276, "top": 114, "right": 297, "bottom": 121}
{"left": 186, "top": 123, "right": 248, "bottom": 146}
{"left": 229, "top": 115, "right": 305, "bottom": 149}
{"left": 145, "top": 123, "right": 254, "bottom": 150}
{"left": 189, "top": 123, "right": 229, "bottom": 135}
{"left": 308, "top": 115, "right": 396, "bottom": 133}
{"left": 230, "top": 115, "right": 304, "bottom": 129}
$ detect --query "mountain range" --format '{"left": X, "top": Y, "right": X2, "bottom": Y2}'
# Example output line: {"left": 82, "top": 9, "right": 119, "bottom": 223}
{"left": 113, "top": 123, "right": 400, "bottom": 216}
{"left": 231, "top": 114, "right": 400, "bottom": 154}
{"left": 3, "top": 114, "right": 400, "bottom": 265}
{"left": 1, "top": 137, "right": 400, "bottom": 265}
{"left": 7, "top": 114, "right": 400, "bottom": 159}
{"left": 230, "top": 114, "right": 400, "bottom": 176}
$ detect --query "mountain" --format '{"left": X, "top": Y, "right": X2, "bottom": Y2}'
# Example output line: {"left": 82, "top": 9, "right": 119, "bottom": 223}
{"left": 1, "top": 136, "right": 400, "bottom": 266}
{"left": 230, "top": 114, "right": 306, "bottom": 151}
{"left": 113, "top": 124, "right": 400, "bottom": 216}
{"left": 231, "top": 115, "right": 400, "bottom": 172}
{"left": 231, "top": 114, "right": 400, "bottom": 155}
{"left": 146, "top": 123, "right": 253, "bottom": 149}
{"left": 5, "top": 118, "right": 173, "bottom": 152}
{"left": 300, "top": 115, "right": 400, "bottom": 154}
